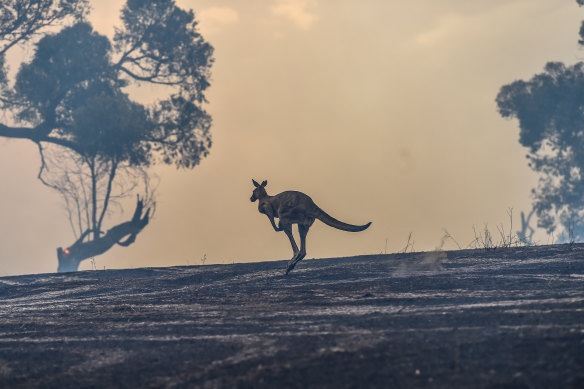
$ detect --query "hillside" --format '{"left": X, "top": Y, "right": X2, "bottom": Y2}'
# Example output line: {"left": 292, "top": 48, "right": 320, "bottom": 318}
{"left": 0, "top": 244, "right": 583, "bottom": 388}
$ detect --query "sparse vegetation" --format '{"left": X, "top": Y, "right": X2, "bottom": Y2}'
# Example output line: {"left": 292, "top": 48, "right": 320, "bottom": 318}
{"left": 382, "top": 211, "right": 530, "bottom": 256}
{"left": 471, "top": 224, "right": 495, "bottom": 250}
{"left": 401, "top": 232, "right": 415, "bottom": 253}
{"left": 567, "top": 219, "right": 576, "bottom": 247}
{"left": 441, "top": 228, "right": 462, "bottom": 250}
{"left": 468, "top": 208, "right": 534, "bottom": 250}
{"left": 391, "top": 208, "right": 552, "bottom": 254}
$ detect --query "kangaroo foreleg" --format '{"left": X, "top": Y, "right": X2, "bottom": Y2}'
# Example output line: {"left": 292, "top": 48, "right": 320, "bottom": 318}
{"left": 259, "top": 202, "right": 282, "bottom": 231}
{"left": 267, "top": 215, "right": 283, "bottom": 231}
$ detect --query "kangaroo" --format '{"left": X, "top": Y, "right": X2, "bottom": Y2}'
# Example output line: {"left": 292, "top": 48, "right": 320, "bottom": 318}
{"left": 250, "top": 179, "right": 371, "bottom": 274}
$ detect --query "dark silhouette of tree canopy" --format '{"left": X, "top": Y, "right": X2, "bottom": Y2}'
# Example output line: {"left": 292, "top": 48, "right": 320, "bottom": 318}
{"left": 0, "top": 0, "right": 89, "bottom": 107}
{"left": 0, "top": 0, "right": 88, "bottom": 56}
{"left": 580, "top": 1, "right": 584, "bottom": 45}
{"left": 0, "top": 0, "right": 213, "bottom": 271}
{"left": 496, "top": 1, "right": 584, "bottom": 241}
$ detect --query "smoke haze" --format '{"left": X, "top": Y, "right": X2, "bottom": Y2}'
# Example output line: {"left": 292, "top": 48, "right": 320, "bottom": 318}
{"left": 0, "top": 0, "right": 581, "bottom": 275}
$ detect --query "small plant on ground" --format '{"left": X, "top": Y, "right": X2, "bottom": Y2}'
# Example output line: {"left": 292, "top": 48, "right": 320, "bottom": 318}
{"left": 496, "top": 208, "right": 523, "bottom": 248}
{"left": 470, "top": 208, "right": 528, "bottom": 250}
{"left": 471, "top": 224, "right": 496, "bottom": 250}
{"left": 441, "top": 229, "right": 462, "bottom": 250}
{"left": 401, "top": 232, "right": 415, "bottom": 253}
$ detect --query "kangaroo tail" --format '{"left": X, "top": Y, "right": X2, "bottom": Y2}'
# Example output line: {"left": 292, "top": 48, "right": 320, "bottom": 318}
{"left": 317, "top": 209, "right": 371, "bottom": 232}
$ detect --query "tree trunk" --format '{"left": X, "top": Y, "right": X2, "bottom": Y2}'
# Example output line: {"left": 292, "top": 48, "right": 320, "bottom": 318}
{"left": 56, "top": 197, "right": 151, "bottom": 272}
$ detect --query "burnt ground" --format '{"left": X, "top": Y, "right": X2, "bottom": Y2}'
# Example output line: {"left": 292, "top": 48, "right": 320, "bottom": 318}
{"left": 0, "top": 244, "right": 583, "bottom": 389}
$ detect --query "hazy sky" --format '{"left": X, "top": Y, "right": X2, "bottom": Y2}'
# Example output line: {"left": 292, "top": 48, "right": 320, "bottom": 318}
{"left": 0, "top": 0, "right": 582, "bottom": 276}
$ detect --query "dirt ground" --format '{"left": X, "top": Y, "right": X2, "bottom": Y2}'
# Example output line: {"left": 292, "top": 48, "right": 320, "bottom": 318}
{"left": 0, "top": 244, "right": 583, "bottom": 388}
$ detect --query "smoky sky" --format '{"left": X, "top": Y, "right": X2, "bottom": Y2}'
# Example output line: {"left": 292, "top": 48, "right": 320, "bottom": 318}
{"left": 0, "top": 0, "right": 582, "bottom": 276}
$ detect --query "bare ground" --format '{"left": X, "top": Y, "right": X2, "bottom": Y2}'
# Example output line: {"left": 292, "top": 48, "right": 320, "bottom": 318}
{"left": 0, "top": 244, "right": 583, "bottom": 388}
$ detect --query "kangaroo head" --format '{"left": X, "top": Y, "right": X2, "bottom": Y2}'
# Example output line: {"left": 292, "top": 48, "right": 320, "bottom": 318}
{"left": 250, "top": 179, "right": 268, "bottom": 202}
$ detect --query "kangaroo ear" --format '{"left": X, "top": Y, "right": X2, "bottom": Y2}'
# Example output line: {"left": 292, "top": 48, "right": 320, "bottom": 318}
{"left": 252, "top": 179, "right": 260, "bottom": 188}
{"left": 261, "top": 180, "right": 267, "bottom": 187}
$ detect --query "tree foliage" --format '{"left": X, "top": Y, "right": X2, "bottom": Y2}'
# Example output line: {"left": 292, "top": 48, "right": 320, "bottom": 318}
{"left": 3, "top": 1, "right": 213, "bottom": 168}
{"left": 0, "top": 0, "right": 88, "bottom": 56}
{"left": 578, "top": 0, "right": 584, "bottom": 45}
{"left": 496, "top": 1, "right": 584, "bottom": 240}
{"left": 0, "top": 0, "right": 88, "bottom": 106}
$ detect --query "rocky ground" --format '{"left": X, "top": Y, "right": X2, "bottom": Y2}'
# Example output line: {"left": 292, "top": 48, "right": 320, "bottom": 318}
{"left": 0, "top": 244, "right": 583, "bottom": 388}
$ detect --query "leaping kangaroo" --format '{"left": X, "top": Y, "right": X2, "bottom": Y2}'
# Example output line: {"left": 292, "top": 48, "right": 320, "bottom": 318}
{"left": 250, "top": 179, "right": 371, "bottom": 274}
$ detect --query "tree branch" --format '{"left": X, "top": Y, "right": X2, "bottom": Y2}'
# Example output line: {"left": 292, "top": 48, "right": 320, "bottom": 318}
{"left": 0, "top": 122, "right": 83, "bottom": 153}
{"left": 97, "top": 159, "right": 117, "bottom": 232}
{"left": 118, "top": 65, "right": 181, "bottom": 86}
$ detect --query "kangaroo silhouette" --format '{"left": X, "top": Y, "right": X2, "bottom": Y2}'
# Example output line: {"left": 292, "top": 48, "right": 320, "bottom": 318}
{"left": 250, "top": 179, "right": 371, "bottom": 274}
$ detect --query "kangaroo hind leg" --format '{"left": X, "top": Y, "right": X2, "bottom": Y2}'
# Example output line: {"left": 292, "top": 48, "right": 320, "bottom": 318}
{"left": 286, "top": 223, "right": 310, "bottom": 275}
{"left": 281, "top": 223, "right": 298, "bottom": 257}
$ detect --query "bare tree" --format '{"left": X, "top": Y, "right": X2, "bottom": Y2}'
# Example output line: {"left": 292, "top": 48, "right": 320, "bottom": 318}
{"left": 37, "top": 144, "right": 156, "bottom": 271}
